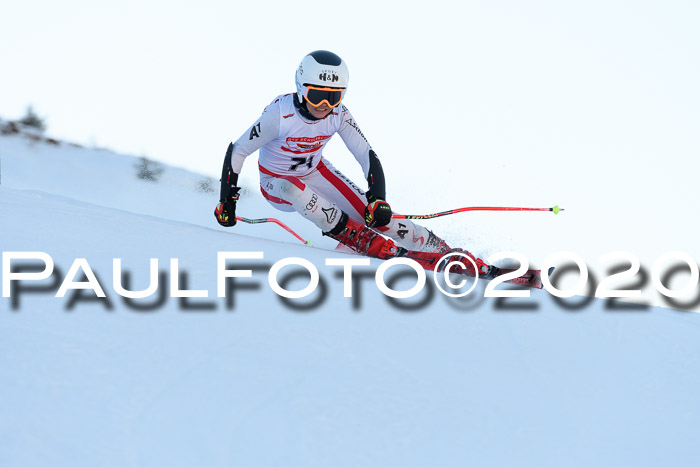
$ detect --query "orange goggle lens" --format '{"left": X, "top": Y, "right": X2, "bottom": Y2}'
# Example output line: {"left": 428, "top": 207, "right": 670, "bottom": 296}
{"left": 303, "top": 85, "right": 345, "bottom": 108}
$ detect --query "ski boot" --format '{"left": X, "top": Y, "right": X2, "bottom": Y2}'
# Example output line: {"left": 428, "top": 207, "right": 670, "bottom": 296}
{"left": 442, "top": 248, "right": 499, "bottom": 279}
{"left": 324, "top": 212, "right": 403, "bottom": 259}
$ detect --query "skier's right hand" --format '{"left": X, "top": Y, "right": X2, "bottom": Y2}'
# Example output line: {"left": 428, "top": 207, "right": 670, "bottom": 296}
{"left": 214, "top": 187, "right": 241, "bottom": 227}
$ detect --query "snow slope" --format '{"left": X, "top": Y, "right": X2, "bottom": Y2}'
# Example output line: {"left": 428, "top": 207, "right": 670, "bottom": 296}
{"left": 1, "top": 127, "right": 700, "bottom": 466}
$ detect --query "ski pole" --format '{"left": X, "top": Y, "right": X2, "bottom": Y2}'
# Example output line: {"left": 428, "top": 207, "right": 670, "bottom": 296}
{"left": 236, "top": 216, "right": 312, "bottom": 246}
{"left": 392, "top": 205, "right": 564, "bottom": 220}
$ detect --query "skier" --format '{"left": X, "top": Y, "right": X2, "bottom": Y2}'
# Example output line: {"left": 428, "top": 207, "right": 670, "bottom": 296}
{"left": 214, "top": 50, "right": 495, "bottom": 277}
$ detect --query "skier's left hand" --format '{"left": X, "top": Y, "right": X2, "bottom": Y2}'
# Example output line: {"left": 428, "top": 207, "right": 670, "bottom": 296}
{"left": 365, "top": 194, "right": 392, "bottom": 228}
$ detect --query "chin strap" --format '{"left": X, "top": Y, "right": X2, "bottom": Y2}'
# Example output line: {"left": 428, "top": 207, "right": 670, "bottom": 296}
{"left": 292, "top": 96, "right": 323, "bottom": 121}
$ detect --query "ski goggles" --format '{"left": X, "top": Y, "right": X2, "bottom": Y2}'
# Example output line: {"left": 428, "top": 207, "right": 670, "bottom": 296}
{"left": 302, "top": 85, "right": 345, "bottom": 108}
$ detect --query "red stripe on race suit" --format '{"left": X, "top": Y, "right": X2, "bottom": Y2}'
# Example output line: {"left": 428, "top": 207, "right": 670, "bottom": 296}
{"left": 260, "top": 186, "right": 292, "bottom": 206}
{"left": 280, "top": 145, "right": 323, "bottom": 155}
{"left": 316, "top": 160, "right": 370, "bottom": 220}
{"left": 258, "top": 164, "right": 306, "bottom": 191}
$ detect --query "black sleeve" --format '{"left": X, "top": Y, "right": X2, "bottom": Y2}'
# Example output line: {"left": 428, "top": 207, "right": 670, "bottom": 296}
{"left": 366, "top": 150, "right": 387, "bottom": 201}
{"left": 219, "top": 142, "right": 240, "bottom": 202}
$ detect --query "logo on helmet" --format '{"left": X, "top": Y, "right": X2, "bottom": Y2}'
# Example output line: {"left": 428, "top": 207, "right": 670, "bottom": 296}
{"left": 318, "top": 72, "right": 339, "bottom": 83}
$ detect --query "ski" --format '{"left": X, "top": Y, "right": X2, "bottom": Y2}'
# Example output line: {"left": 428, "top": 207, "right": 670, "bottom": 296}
{"left": 398, "top": 249, "right": 544, "bottom": 289}
{"left": 327, "top": 216, "right": 547, "bottom": 290}
{"left": 492, "top": 267, "right": 543, "bottom": 289}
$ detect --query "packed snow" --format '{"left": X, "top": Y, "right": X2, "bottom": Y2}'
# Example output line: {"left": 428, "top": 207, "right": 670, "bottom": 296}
{"left": 1, "top": 123, "right": 699, "bottom": 466}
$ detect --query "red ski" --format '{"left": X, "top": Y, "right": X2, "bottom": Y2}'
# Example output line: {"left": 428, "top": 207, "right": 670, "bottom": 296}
{"left": 493, "top": 268, "right": 543, "bottom": 289}
{"left": 325, "top": 214, "right": 544, "bottom": 289}
{"left": 400, "top": 249, "right": 544, "bottom": 289}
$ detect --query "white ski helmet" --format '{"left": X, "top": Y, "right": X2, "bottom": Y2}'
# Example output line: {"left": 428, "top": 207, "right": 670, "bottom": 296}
{"left": 295, "top": 50, "right": 349, "bottom": 105}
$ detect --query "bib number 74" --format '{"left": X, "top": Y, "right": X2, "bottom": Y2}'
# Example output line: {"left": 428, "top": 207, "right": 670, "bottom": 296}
{"left": 289, "top": 156, "right": 314, "bottom": 171}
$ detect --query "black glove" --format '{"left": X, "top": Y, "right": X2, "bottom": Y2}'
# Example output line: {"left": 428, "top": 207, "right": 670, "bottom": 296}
{"left": 364, "top": 193, "right": 392, "bottom": 228}
{"left": 214, "top": 187, "right": 241, "bottom": 227}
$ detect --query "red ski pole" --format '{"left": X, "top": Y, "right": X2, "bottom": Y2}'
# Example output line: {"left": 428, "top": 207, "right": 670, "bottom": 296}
{"left": 393, "top": 205, "right": 563, "bottom": 220}
{"left": 235, "top": 216, "right": 312, "bottom": 246}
